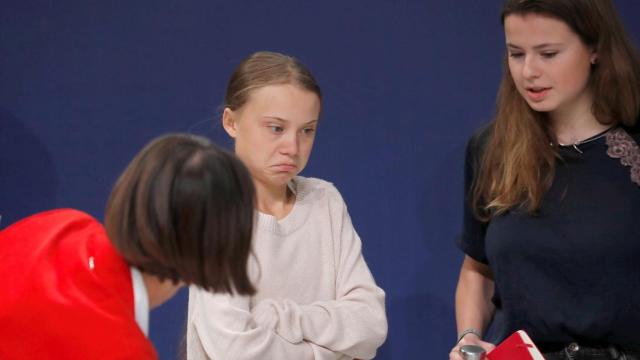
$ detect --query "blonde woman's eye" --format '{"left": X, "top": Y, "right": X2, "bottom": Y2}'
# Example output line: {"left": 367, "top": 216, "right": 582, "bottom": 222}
{"left": 302, "top": 128, "right": 315, "bottom": 135}
{"left": 269, "top": 126, "right": 284, "bottom": 133}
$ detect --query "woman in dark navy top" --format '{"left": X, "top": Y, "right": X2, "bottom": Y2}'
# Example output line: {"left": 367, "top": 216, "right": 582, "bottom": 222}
{"left": 450, "top": 1, "right": 640, "bottom": 360}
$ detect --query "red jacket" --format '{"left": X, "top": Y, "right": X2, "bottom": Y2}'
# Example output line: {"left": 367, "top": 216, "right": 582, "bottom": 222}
{"left": 0, "top": 209, "right": 157, "bottom": 359}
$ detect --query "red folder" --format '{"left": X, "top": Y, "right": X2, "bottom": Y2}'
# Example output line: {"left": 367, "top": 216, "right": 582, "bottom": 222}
{"left": 487, "top": 330, "right": 545, "bottom": 360}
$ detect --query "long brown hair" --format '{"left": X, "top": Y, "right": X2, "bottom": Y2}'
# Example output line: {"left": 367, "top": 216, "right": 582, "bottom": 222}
{"left": 474, "top": 0, "right": 640, "bottom": 217}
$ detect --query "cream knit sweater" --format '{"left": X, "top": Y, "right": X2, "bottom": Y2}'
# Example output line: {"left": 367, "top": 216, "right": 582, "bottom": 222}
{"left": 187, "top": 177, "right": 387, "bottom": 359}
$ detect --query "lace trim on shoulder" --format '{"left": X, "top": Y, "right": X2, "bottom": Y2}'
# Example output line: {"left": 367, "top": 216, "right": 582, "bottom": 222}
{"left": 606, "top": 127, "right": 640, "bottom": 186}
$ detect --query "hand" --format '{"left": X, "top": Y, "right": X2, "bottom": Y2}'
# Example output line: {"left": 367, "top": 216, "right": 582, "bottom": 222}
{"left": 251, "top": 300, "right": 279, "bottom": 330}
{"left": 250, "top": 299, "right": 303, "bottom": 343}
{"left": 449, "top": 334, "right": 495, "bottom": 360}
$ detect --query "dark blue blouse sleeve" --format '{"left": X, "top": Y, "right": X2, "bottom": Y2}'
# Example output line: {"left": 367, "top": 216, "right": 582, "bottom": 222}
{"left": 456, "top": 127, "right": 490, "bottom": 264}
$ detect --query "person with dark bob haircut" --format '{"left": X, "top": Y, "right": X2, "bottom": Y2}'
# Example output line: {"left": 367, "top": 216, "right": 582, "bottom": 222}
{"left": 451, "top": 0, "right": 640, "bottom": 359}
{"left": 0, "top": 133, "right": 256, "bottom": 359}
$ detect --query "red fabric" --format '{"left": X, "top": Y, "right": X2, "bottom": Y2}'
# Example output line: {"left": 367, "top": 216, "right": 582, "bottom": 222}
{"left": 0, "top": 209, "right": 158, "bottom": 359}
{"left": 488, "top": 330, "right": 544, "bottom": 360}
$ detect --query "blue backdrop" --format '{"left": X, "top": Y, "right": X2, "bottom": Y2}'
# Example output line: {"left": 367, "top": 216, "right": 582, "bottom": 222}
{"left": 2, "top": 1, "right": 639, "bottom": 358}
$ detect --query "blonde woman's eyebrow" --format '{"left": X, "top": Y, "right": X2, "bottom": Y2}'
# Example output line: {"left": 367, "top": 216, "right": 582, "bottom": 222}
{"left": 263, "top": 116, "right": 319, "bottom": 125}
{"left": 262, "top": 116, "right": 288, "bottom": 122}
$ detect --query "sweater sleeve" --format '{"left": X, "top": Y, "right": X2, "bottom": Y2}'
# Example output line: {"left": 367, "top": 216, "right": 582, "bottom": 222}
{"left": 250, "top": 188, "right": 388, "bottom": 359}
{"left": 187, "top": 287, "right": 343, "bottom": 360}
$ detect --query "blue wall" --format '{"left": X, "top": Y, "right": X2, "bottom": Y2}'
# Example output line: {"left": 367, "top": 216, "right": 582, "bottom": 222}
{"left": 2, "top": 1, "right": 639, "bottom": 358}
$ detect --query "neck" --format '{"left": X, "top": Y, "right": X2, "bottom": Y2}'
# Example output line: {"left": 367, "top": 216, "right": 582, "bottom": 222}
{"left": 549, "top": 92, "right": 607, "bottom": 144}
{"left": 254, "top": 179, "right": 294, "bottom": 220}
{"left": 141, "top": 273, "right": 181, "bottom": 309}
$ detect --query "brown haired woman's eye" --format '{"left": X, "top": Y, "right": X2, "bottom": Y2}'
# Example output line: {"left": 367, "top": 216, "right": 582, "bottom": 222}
{"left": 509, "top": 52, "right": 524, "bottom": 59}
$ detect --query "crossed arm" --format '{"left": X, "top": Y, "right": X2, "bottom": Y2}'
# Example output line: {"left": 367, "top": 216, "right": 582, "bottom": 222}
{"left": 187, "top": 201, "right": 387, "bottom": 360}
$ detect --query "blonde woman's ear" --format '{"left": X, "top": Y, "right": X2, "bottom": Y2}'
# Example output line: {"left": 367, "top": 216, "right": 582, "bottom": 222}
{"left": 222, "top": 108, "right": 238, "bottom": 138}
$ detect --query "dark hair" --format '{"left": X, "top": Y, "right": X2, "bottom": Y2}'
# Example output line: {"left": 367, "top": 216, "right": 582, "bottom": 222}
{"left": 105, "top": 134, "right": 256, "bottom": 295}
{"left": 473, "top": 0, "right": 640, "bottom": 217}
{"left": 224, "top": 51, "right": 322, "bottom": 111}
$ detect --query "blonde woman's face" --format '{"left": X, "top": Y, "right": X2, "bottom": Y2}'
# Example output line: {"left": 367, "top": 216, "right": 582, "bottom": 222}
{"left": 504, "top": 14, "right": 597, "bottom": 119}
{"left": 223, "top": 84, "right": 321, "bottom": 189}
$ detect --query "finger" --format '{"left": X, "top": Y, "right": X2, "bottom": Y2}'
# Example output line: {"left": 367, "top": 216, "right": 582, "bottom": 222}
{"left": 449, "top": 348, "right": 463, "bottom": 360}
{"left": 479, "top": 341, "right": 496, "bottom": 351}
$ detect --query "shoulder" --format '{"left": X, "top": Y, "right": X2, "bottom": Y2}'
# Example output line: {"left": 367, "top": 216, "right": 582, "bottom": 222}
{"left": 0, "top": 208, "right": 104, "bottom": 247}
{"left": 3, "top": 208, "right": 97, "bottom": 230}
{"left": 293, "top": 176, "right": 345, "bottom": 205}
{"left": 463, "top": 122, "right": 494, "bottom": 174}
{"left": 467, "top": 122, "right": 494, "bottom": 155}
{"left": 622, "top": 120, "right": 640, "bottom": 142}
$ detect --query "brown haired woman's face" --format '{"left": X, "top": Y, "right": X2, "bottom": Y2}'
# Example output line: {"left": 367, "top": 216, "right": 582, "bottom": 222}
{"left": 505, "top": 14, "right": 597, "bottom": 120}
{"left": 222, "top": 84, "right": 321, "bottom": 189}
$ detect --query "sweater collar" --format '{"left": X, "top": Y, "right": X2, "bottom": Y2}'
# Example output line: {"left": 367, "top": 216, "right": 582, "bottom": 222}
{"left": 130, "top": 267, "right": 149, "bottom": 336}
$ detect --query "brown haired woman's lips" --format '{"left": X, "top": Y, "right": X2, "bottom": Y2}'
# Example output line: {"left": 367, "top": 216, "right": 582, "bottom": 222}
{"left": 526, "top": 87, "right": 551, "bottom": 102}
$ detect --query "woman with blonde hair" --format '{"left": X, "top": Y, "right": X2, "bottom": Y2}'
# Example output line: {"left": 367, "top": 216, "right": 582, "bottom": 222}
{"left": 187, "top": 51, "right": 387, "bottom": 359}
